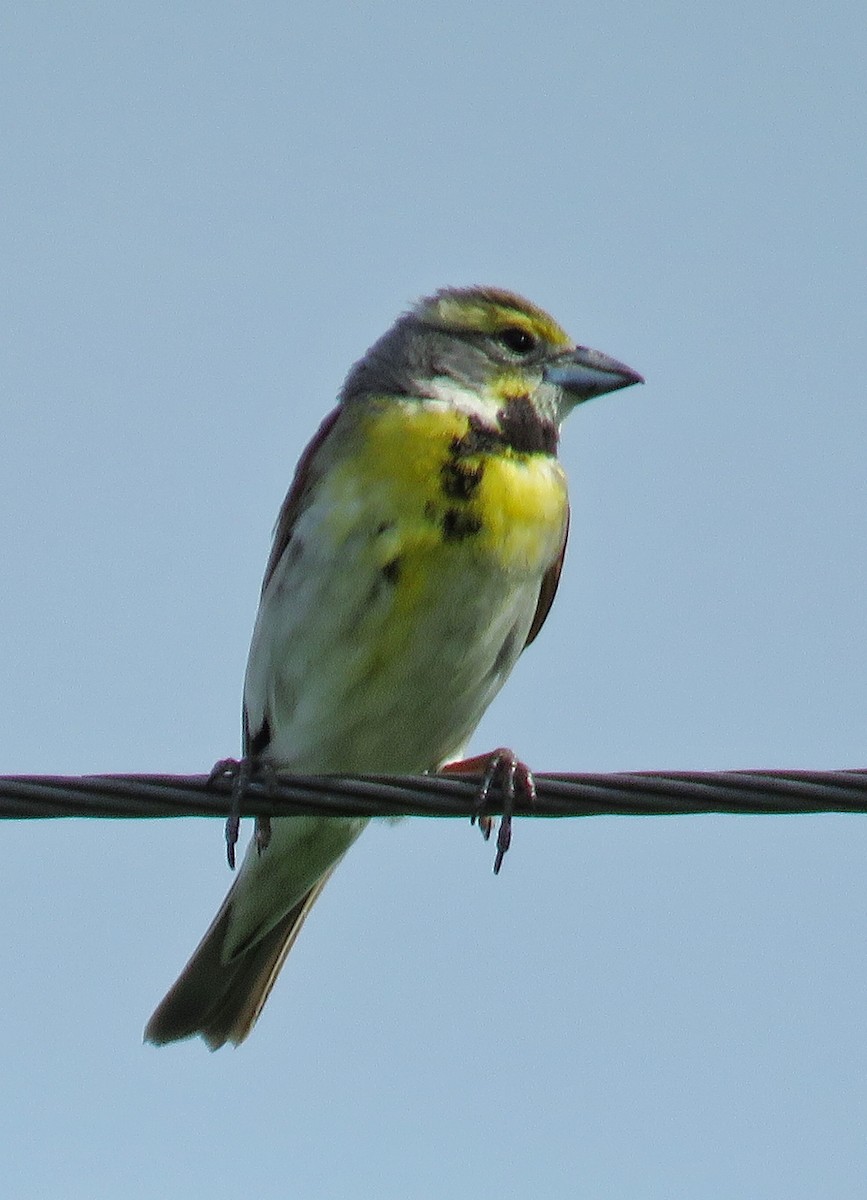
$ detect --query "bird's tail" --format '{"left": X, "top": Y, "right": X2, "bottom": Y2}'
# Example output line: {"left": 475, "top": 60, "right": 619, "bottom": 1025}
{"left": 144, "top": 867, "right": 335, "bottom": 1050}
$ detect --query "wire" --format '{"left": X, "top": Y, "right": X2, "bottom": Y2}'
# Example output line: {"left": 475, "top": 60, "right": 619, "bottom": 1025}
{"left": 2, "top": 768, "right": 867, "bottom": 820}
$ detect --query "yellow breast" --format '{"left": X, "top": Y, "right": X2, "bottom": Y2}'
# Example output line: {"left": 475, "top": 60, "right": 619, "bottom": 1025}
{"left": 325, "top": 398, "right": 569, "bottom": 581}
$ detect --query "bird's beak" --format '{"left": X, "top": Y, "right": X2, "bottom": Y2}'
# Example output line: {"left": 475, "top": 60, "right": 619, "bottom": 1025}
{"left": 544, "top": 346, "right": 644, "bottom": 403}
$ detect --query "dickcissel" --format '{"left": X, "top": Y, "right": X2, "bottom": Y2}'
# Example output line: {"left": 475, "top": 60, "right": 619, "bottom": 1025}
{"left": 145, "top": 286, "right": 642, "bottom": 1048}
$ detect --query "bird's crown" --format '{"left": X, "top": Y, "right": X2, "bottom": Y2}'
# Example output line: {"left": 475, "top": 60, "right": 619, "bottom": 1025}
{"left": 416, "top": 287, "right": 573, "bottom": 352}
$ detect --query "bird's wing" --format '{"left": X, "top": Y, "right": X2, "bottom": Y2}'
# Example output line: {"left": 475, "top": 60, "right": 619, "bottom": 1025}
{"left": 243, "top": 405, "right": 344, "bottom": 753}
{"left": 260, "top": 405, "right": 343, "bottom": 594}
{"left": 523, "top": 506, "right": 570, "bottom": 648}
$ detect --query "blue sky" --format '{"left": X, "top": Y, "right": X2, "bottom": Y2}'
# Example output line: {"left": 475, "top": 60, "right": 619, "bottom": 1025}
{"left": 2, "top": 3, "right": 866, "bottom": 1197}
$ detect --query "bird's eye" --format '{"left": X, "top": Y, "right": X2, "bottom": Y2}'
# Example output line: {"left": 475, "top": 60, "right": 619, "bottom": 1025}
{"left": 499, "top": 327, "right": 537, "bottom": 355}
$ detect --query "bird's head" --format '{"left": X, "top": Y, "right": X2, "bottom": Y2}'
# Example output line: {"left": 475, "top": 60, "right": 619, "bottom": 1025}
{"left": 341, "top": 286, "right": 643, "bottom": 429}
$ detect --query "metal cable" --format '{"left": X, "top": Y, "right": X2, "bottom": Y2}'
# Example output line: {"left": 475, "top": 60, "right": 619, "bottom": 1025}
{"left": 2, "top": 768, "right": 867, "bottom": 820}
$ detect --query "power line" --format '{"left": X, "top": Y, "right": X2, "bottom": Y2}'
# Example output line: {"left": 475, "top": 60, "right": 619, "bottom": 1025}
{"left": 2, "top": 768, "right": 867, "bottom": 820}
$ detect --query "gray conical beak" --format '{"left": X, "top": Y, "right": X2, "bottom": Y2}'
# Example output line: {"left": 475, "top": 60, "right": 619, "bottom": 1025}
{"left": 544, "top": 345, "right": 644, "bottom": 402}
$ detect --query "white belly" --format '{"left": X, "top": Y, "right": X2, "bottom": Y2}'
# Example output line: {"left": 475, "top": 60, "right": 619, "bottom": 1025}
{"left": 243, "top": 499, "right": 543, "bottom": 774}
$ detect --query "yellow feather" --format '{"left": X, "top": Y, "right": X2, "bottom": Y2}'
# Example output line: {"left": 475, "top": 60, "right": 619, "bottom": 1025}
{"left": 329, "top": 398, "right": 568, "bottom": 581}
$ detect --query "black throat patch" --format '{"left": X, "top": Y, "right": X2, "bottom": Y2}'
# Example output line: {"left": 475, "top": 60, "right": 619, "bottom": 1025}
{"left": 434, "top": 397, "right": 558, "bottom": 543}
{"left": 447, "top": 396, "right": 559, "bottom": 461}
{"left": 496, "top": 395, "right": 559, "bottom": 455}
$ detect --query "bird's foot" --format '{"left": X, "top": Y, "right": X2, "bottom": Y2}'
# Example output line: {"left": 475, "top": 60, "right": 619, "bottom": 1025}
{"left": 207, "top": 757, "right": 276, "bottom": 869}
{"left": 441, "top": 747, "right": 536, "bottom": 874}
{"left": 255, "top": 813, "right": 273, "bottom": 856}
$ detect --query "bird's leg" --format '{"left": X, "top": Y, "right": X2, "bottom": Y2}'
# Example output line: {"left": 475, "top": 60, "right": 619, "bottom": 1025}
{"left": 207, "top": 757, "right": 275, "bottom": 868}
{"left": 440, "top": 748, "right": 536, "bottom": 874}
{"left": 208, "top": 757, "right": 250, "bottom": 869}
{"left": 254, "top": 786, "right": 274, "bottom": 856}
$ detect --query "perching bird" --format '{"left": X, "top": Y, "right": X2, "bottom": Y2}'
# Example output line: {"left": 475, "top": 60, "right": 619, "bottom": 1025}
{"left": 145, "top": 286, "right": 642, "bottom": 1048}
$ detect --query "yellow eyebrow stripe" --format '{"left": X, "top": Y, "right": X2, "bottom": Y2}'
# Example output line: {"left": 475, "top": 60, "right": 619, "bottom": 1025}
{"left": 422, "top": 288, "right": 573, "bottom": 348}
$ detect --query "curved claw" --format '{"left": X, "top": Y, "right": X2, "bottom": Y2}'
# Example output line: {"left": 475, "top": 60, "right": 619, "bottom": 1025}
{"left": 441, "top": 747, "right": 537, "bottom": 873}
{"left": 207, "top": 757, "right": 276, "bottom": 869}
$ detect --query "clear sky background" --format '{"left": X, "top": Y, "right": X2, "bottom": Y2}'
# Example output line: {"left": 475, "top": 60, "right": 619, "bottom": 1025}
{"left": 2, "top": 3, "right": 865, "bottom": 1197}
